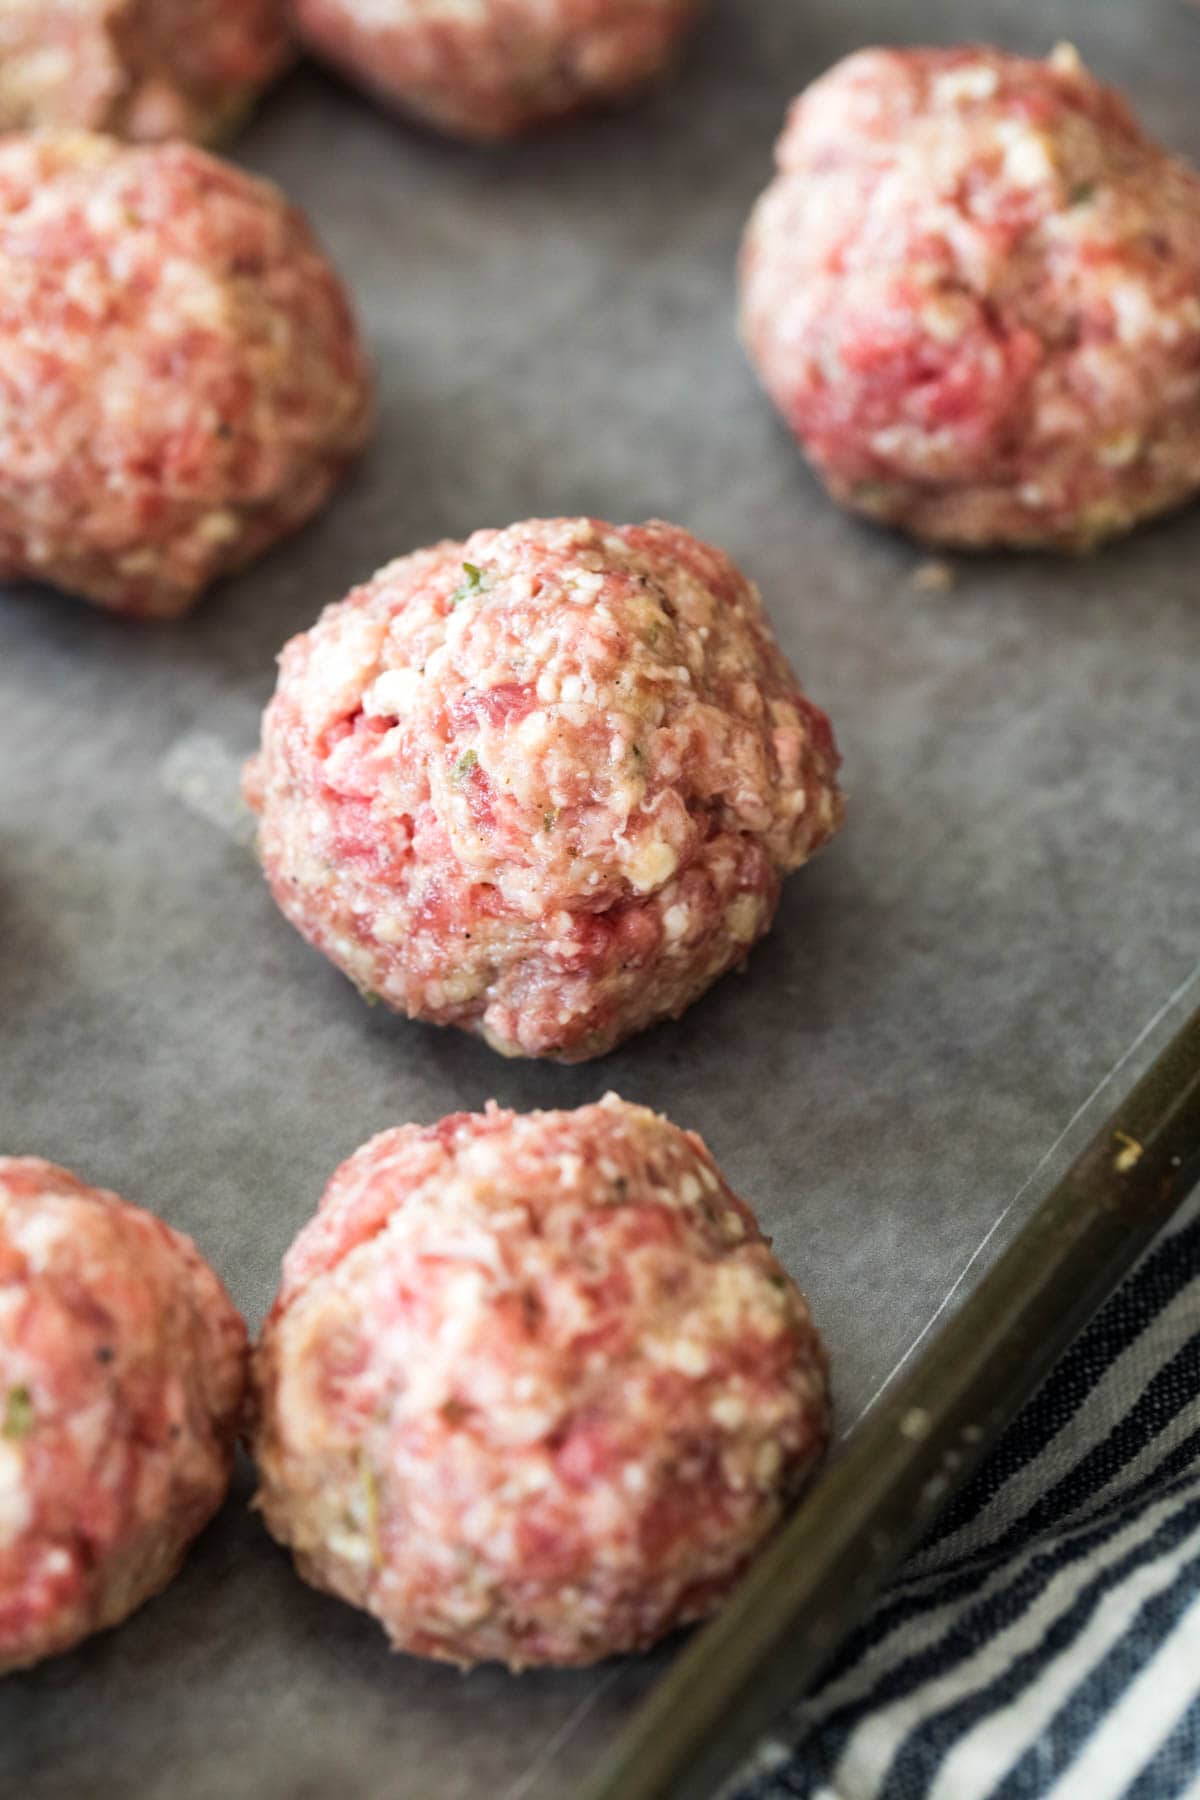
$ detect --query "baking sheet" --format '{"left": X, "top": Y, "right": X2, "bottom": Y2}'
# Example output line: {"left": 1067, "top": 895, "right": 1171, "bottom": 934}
{"left": 1, "top": 1, "right": 1198, "bottom": 1794}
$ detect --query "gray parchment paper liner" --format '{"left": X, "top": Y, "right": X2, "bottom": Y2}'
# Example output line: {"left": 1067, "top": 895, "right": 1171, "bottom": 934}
{"left": 1, "top": 1, "right": 1198, "bottom": 1794}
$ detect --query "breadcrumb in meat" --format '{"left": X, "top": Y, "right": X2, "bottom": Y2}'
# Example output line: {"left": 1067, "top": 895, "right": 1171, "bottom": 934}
{"left": 250, "top": 1096, "right": 830, "bottom": 1668}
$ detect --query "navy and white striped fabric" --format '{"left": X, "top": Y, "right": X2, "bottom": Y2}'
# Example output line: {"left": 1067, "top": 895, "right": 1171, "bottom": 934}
{"left": 737, "top": 1195, "right": 1200, "bottom": 1800}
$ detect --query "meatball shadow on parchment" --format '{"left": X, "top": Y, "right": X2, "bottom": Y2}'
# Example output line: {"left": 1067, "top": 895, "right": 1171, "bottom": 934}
{"left": 754, "top": 367, "right": 1200, "bottom": 609}
{"left": 805, "top": 463, "right": 1200, "bottom": 604}
{"left": 347, "top": 837, "right": 854, "bottom": 1130}
{"left": 0, "top": 1446, "right": 656, "bottom": 1797}
{"left": 255, "top": 0, "right": 729, "bottom": 156}
{"left": 0, "top": 1464, "right": 255, "bottom": 1693}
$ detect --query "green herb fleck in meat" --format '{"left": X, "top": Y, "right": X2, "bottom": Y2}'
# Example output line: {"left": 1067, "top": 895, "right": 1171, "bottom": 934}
{"left": 3, "top": 1386, "right": 33, "bottom": 1439}
{"left": 453, "top": 748, "right": 478, "bottom": 781}
{"left": 356, "top": 1448, "right": 381, "bottom": 1568}
{"left": 451, "top": 563, "right": 488, "bottom": 606}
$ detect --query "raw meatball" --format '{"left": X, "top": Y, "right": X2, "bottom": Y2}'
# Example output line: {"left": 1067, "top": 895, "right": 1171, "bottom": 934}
{"left": 250, "top": 1097, "right": 830, "bottom": 1668}
{"left": 0, "top": 1158, "right": 247, "bottom": 1673}
{"left": 246, "top": 516, "right": 843, "bottom": 1062}
{"left": 0, "top": 0, "right": 291, "bottom": 143}
{"left": 0, "top": 134, "right": 372, "bottom": 619}
{"left": 292, "top": 0, "right": 702, "bottom": 142}
{"left": 740, "top": 45, "right": 1200, "bottom": 550}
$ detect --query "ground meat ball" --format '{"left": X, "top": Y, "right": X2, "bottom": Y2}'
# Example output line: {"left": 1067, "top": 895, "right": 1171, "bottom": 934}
{"left": 246, "top": 516, "right": 843, "bottom": 1062}
{"left": 0, "top": 1, "right": 291, "bottom": 143}
{"left": 0, "top": 1158, "right": 247, "bottom": 1673}
{"left": 740, "top": 45, "right": 1200, "bottom": 550}
{"left": 292, "top": 0, "right": 702, "bottom": 142}
{"left": 0, "top": 134, "right": 372, "bottom": 619}
{"left": 250, "top": 1097, "right": 830, "bottom": 1668}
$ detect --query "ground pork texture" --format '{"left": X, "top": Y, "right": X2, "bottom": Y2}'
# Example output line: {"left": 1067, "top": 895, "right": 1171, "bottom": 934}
{"left": 0, "top": 1, "right": 291, "bottom": 143}
{"left": 250, "top": 1096, "right": 830, "bottom": 1668}
{"left": 0, "top": 1157, "right": 248, "bottom": 1673}
{"left": 740, "top": 44, "right": 1200, "bottom": 550}
{"left": 291, "top": 0, "right": 703, "bottom": 141}
{"left": 0, "top": 133, "right": 372, "bottom": 619}
{"left": 245, "top": 515, "right": 843, "bottom": 1061}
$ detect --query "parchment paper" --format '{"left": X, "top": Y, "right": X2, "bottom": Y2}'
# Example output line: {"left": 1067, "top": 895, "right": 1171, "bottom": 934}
{"left": 1, "top": 1, "right": 1198, "bottom": 1794}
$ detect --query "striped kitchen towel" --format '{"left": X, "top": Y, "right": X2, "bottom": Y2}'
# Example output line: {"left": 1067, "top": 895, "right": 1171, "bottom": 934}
{"left": 737, "top": 1195, "right": 1200, "bottom": 1800}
